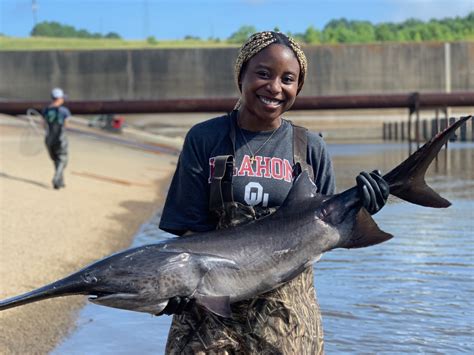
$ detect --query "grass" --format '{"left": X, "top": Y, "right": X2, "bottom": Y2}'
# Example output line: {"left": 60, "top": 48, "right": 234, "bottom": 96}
{"left": 0, "top": 36, "right": 240, "bottom": 50}
{"left": 1, "top": 35, "right": 472, "bottom": 51}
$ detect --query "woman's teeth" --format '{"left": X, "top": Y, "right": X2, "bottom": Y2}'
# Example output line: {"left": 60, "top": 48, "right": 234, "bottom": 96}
{"left": 259, "top": 96, "right": 282, "bottom": 106}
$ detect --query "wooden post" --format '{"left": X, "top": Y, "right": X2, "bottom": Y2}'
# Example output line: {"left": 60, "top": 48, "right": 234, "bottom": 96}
{"left": 408, "top": 113, "right": 412, "bottom": 143}
{"left": 422, "top": 119, "right": 428, "bottom": 141}
{"left": 460, "top": 119, "right": 467, "bottom": 142}
{"left": 471, "top": 118, "right": 474, "bottom": 142}
{"left": 432, "top": 117, "right": 439, "bottom": 138}
{"left": 441, "top": 116, "right": 448, "bottom": 148}
{"left": 449, "top": 117, "right": 457, "bottom": 141}
{"left": 440, "top": 117, "right": 447, "bottom": 131}
{"left": 415, "top": 109, "right": 420, "bottom": 147}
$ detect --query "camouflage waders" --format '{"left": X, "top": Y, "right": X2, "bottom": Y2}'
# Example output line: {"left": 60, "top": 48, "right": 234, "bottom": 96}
{"left": 45, "top": 110, "right": 68, "bottom": 188}
{"left": 46, "top": 135, "right": 68, "bottom": 187}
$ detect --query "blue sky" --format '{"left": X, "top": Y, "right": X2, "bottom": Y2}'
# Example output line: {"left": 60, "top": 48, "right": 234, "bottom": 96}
{"left": 1, "top": 0, "right": 473, "bottom": 40}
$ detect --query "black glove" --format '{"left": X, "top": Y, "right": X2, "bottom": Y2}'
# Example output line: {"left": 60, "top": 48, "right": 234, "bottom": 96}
{"left": 157, "top": 296, "right": 194, "bottom": 316}
{"left": 356, "top": 170, "right": 389, "bottom": 215}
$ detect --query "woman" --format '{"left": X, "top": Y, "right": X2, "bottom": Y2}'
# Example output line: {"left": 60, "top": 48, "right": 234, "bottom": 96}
{"left": 159, "top": 31, "right": 388, "bottom": 354}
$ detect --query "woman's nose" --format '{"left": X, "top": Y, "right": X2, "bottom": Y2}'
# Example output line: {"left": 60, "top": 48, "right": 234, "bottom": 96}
{"left": 266, "top": 79, "right": 282, "bottom": 94}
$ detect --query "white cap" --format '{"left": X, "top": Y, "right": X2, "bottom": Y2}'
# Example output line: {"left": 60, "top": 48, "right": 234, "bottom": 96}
{"left": 51, "top": 87, "right": 66, "bottom": 99}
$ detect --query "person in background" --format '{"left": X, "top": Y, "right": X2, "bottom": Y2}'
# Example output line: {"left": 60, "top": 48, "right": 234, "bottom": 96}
{"left": 159, "top": 31, "right": 389, "bottom": 354}
{"left": 42, "top": 87, "right": 70, "bottom": 189}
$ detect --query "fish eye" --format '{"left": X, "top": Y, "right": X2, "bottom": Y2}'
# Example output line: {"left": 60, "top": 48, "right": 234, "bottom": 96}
{"left": 83, "top": 273, "right": 98, "bottom": 284}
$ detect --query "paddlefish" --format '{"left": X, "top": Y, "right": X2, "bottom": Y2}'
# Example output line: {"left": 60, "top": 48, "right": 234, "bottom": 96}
{"left": 0, "top": 115, "right": 471, "bottom": 317}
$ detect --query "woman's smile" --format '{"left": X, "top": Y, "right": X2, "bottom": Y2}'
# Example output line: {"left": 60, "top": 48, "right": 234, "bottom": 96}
{"left": 257, "top": 95, "right": 284, "bottom": 107}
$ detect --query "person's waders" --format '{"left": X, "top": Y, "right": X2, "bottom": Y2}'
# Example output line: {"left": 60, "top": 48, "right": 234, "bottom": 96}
{"left": 44, "top": 108, "right": 68, "bottom": 188}
{"left": 165, "top": 118, "right": 324, "bottom": 355}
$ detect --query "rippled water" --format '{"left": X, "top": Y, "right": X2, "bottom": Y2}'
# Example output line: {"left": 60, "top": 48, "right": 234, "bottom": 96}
{"left": 53, "top": 142, "right": 473, "bottom": 354}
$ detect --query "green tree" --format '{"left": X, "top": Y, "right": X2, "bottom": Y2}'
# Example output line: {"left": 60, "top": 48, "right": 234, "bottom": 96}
{"left": 31, "top": 21, "right": 122, "bottom": 39}
{"left": 375, "top": 23, "right": 398, "bottom": 41}
{"left": 351, "top": 20, "right": 375, "bottom": 42}
{"left": 303, "top": 25, "right": 321, "bottom": 44}
{"left": 146, "top": 36, "right": 158, "bottom": 45}
{"left": 228, "top": 25, "right": 257, "bottom": 43}
{"left": 105, "top": 32, "right": 121, "bottom": 39}
{"left": 184, "top": 35, "right": 201, "bottom": 40}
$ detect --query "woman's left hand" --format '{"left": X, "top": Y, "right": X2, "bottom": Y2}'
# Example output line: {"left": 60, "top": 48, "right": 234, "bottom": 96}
{"left": 157, "top": 296, "right": 194, "bottom": 316}
{"left": 356, "top": 170, "right": 389, "bottom": 215}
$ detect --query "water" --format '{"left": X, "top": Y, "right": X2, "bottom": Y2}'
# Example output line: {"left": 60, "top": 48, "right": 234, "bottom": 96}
{"left": 53, "top": 142, "right": 473, "bottom": 354}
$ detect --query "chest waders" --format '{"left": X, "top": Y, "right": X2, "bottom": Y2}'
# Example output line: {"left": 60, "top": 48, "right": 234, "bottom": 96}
{"left": 44, "top": 108, "right": 68, "bottom": 188}
{"left": 165, "top": 118, "right": 324, "bottom": 355}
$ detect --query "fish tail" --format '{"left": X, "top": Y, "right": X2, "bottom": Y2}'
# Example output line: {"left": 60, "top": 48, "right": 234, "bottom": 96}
{"left": 383, "top": 115, "right": 471, "bottom": 208}
{"left": 338, "top": 115, "right": 471, "bottom": 250}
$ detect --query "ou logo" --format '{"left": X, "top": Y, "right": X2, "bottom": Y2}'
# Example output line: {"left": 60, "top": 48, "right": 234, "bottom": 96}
{"left": 244, "top": 182, "right": 269, "bottom": 207}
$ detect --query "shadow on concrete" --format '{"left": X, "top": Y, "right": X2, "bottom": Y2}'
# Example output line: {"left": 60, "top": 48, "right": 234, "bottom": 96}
{"left": 0, "top": 171, "right": 50, "bottom": 189}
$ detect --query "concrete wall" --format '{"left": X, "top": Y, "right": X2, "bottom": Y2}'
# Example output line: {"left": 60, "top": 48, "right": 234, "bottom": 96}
{"left": 0, "top": 42, "right": 472, "bottom": 101}
{"left": 303, "top": 42, "right": 473, "bottom": 95}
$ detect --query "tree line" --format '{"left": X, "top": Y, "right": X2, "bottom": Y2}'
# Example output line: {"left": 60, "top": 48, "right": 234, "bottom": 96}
{"left": 31, "top": 21, "right": 121, "bottom": 39}
{"left": 31, "top": 12, "right": 473, "bottom": 44}
{"left": 229, "top": 13, "right": 473, "bottom": 44}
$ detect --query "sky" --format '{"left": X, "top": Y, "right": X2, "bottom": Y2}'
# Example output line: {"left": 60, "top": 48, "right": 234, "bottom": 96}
{"left": 1, "top": 0, "right": 473, "bottom": 40}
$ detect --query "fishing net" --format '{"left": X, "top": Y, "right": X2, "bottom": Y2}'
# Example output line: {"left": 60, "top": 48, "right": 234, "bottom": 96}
{"left": 19, "top": 108, "right": 44, "bottom": 156}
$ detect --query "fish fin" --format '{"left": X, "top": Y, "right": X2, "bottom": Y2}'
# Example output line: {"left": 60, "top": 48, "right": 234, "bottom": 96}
{"left": 343, "top": 209, "right": 393, "bottom": 249}
{"left": 384, "top": 115, "right": 471, "bottom": 208}
{"left": 194, "top": 293, "right": 232, "bottom": 318}
{"left": 280, "top": 170, "right": 318, "bottom": 209}
{"left": 392, "top": 179, "right": 451, "bottom": 208}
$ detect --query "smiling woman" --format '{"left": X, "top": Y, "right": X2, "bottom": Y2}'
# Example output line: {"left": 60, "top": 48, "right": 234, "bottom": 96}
{"left": 158, "top": 30, "right": 389, "bottom": 354}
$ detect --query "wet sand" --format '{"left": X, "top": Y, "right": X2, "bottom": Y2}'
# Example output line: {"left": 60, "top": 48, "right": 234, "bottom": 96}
{"left": 0, "top": 115, "right": 178, "bottom": 354}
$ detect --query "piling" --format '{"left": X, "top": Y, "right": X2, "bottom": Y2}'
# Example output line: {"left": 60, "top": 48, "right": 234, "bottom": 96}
{"left": 384, "top": 116, "right": 472, "bottom": 143}
{"left": 432, "top": 118, "right": 439, "bottom": 138}
{"left": 460, "top": 120, "right": 467, "bottom": 141}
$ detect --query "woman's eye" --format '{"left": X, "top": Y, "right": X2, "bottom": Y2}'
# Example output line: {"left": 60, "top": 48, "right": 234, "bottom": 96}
{"left": 283, "top": 76, "right": 296, "bottom": 84}
{"left": 256, "top": 71, "right": 269, "bottom": 78}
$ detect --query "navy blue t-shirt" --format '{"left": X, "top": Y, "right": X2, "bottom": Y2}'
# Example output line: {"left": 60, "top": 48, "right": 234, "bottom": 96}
{"left": 159, "top": 113, "right": 336, "bottom": 235}
{"left": 42, "top": 105, "right": 70, "bottom": 142}
{"left": 42, "top": 106, "right": 70, "bottom": 126}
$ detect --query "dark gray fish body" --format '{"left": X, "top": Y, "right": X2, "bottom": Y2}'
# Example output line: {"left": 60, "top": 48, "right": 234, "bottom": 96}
{"left": 0, "top": 116, "right": 471, "bottom": 317}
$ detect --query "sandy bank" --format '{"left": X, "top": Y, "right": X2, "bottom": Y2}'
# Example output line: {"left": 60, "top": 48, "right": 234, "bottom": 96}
{"left": 0, "top": 115, "right": 178, "bottom": 354}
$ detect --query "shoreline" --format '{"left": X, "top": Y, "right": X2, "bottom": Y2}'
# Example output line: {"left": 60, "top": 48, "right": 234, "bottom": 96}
{"left": 0, "top": 115, "right": 177, "bottom": 354}
{"left": 120, "top": 106, "right": 473, "bottom": 143}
